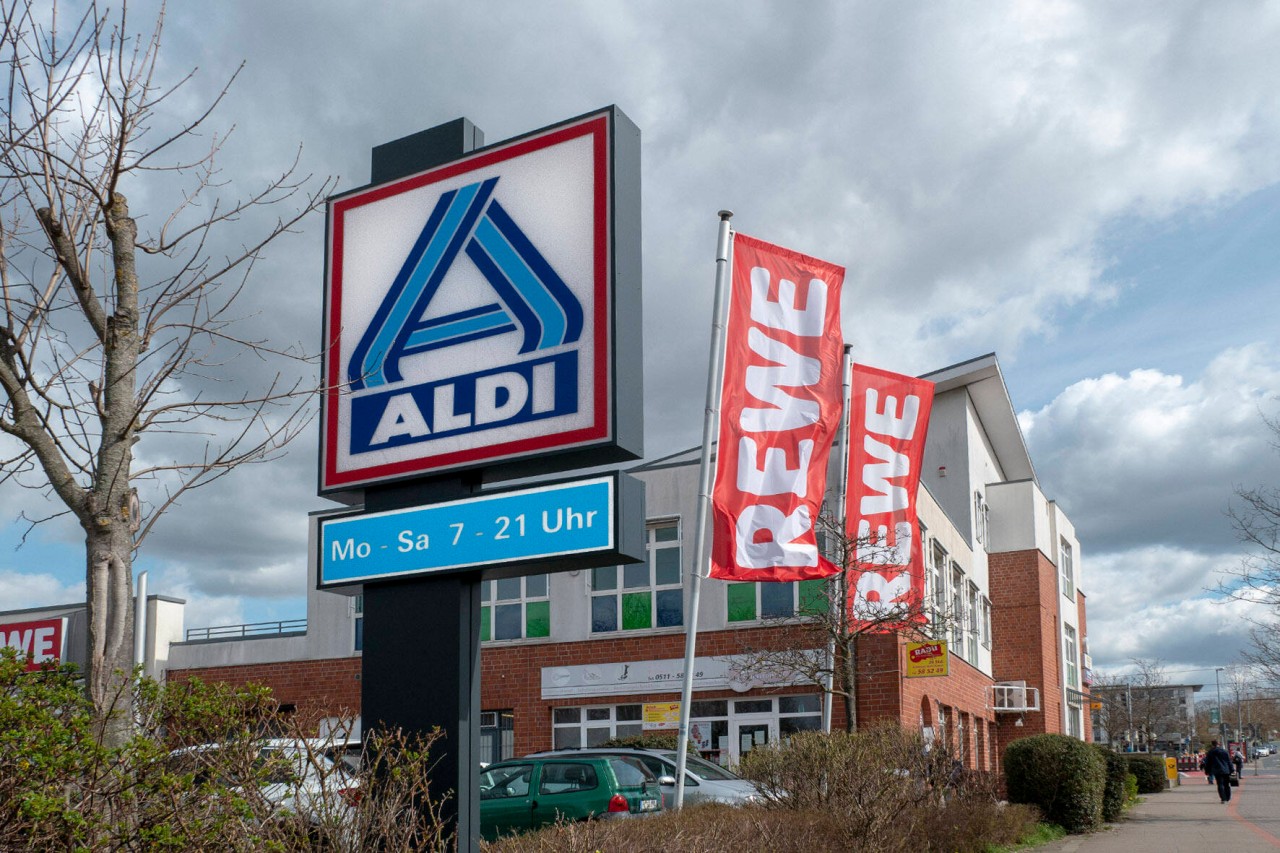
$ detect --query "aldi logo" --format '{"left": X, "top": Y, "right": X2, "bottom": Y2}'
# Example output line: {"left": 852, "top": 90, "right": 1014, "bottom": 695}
{"left": 321, "top": 108, "right": 641, "bottom": 491}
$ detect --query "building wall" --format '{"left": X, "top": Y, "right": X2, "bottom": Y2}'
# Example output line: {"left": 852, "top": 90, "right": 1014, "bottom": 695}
{"left": 168, "top": 656, "right": 362, "bottom": 722}
{"left": 989, "top": 547, "right": 1063, "bottom": 750}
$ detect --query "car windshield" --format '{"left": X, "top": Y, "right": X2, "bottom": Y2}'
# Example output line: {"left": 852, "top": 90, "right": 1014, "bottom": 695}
{"left": 658, "top": 752, "right": 740, "bottom": 781}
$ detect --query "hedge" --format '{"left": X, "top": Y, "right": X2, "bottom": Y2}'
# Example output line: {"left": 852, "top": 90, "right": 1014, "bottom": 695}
{"left": 1126, "top": 754, "right": 1168, "bottom": 794}
{"left": 1004, "top": 734, "right": 1105, "bottom": 834}
{"left": 1092, "top": 745, "right": 1131, "bottom": 821}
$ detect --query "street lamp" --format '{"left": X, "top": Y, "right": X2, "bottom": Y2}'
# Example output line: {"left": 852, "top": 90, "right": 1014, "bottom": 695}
{"left": 1216, "top": 667, "right": 1225, "bottom": 740}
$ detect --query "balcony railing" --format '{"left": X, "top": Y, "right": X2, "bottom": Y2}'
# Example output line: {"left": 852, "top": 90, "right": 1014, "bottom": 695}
{"left": 185, "top": 619, "right": 306, "bottom": 642}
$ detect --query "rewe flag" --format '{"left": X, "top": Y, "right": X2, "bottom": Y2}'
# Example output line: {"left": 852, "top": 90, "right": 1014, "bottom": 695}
{"left": 845, "top": 364, "right": 934, "bottom": 617}
{"left": 710, "top": 234, "right": 845, "bottom": 582}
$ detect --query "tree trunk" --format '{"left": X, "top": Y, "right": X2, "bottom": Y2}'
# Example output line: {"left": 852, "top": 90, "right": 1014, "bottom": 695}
{"left": 84, "top": 521, "right": 135, "bottom": 746}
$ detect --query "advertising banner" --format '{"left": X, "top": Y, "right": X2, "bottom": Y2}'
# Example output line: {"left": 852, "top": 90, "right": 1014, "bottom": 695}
{"left": 710, "top": 234, "right": 845, "bottom": 582}
{"left": 905, "top": 641, "right": 949, "bottom": 678}
{"left": 0, "top": 617, "right": 67, "bottom": 671}
{"left": 845, "top": 364, "right": 934, "bottom": 618}
{"left": 643, "top": 702, "right": 681, "bottom": 731}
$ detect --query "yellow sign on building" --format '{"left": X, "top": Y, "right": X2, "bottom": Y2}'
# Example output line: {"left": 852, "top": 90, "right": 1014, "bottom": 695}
{"left": 906, "top": 641, "right": 949, "bottom": 678}
{"left": 642, "top": 702, "right": 681, "bottom": 730}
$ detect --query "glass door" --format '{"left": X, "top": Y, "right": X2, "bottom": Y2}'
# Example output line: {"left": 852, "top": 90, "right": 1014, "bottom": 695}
{"left": 730, "top": 718, "right": 776, "bottom": 764}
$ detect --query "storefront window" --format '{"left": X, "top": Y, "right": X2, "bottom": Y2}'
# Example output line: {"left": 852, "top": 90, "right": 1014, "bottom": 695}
{"left": 552, "top": 703, "right": 644, "bottom": 748}
{"left": 481, "top": 574, "right": 550, "bottom": 641}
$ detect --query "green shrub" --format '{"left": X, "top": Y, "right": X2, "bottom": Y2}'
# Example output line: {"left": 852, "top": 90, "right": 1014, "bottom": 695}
{"left": 602, "top": 731, "right": 692, "bottom": 752}
{"left": 1125, "top": 754, "right": 1168, "bottom": 793}
{"left": 1092, "top": 745, "right": 1130, "bottom": 821}
{"left": 1123, "top": 772, "right": 1139, "bottom": 805}
{"left": 1003, "top": 734, "right": 1104, "bottom": 834}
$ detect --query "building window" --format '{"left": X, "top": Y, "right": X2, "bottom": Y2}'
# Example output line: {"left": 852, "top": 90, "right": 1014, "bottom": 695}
{"left": 552, "top": 704, "right": 644, "bottom": 748}
{"left": 930, "top": 541, "right": 948, "bottom": 637}
{"left": 727, "top": 579, "right": 827, "bottom": 622}
{"left": 481, "top": 574, "right": 550, "bottom": 641}
{"left": 973, "top": 491, "right": 989, "bottom": 548}
{"left": 1060, "top": 539, "right": 1074, "bottom": 600}
{"left": 353, "top": 594, "right": 363, "bottom": 652}
{"left": 950, "top": 563, "right": 965, "bottom": 656}
{"left": 966, "top": 581, "right": 979, "bottom": 662}
{"left": 980, "top": 595, "right": 992, "bottom": 649}
{"left": 592, "top": 521, "right": 682, "bottom": 632}
{"left": 1064, "top": 624, "right": 1079, "bottom": 690}
{"left": 779, "top": 694, "right": 823, "bottom": 740}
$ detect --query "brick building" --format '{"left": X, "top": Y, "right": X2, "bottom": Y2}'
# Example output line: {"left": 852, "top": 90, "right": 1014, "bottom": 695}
{"left": 161, "top": 353, "right": 1091, "bottom": 770}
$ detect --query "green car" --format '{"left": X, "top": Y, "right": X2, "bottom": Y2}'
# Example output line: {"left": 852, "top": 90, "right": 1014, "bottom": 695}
{"left": 479, "top": 755, "right": 662, "bottom": 840}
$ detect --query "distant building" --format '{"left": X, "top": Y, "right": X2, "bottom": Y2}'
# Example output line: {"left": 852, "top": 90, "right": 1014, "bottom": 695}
{"left": 1090, "top": 682, "right": 1202, "bottom": 752}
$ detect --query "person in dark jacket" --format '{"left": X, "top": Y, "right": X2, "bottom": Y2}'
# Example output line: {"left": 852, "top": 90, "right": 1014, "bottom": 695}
{"left": 1205, "top": 740, "right": 1235, "bottom": 803}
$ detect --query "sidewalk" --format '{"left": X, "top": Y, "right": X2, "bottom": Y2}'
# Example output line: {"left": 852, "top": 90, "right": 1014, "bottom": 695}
{"left": 1039, "top": 771, "right": 1280, "bottom": 852}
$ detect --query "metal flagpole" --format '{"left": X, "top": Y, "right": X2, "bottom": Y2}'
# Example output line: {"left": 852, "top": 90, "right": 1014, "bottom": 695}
{"left": 674, "top": 211, "right": 734, "bottom": 810}
{"left": 823, "top": 345, "right": 854, "bottom": 733}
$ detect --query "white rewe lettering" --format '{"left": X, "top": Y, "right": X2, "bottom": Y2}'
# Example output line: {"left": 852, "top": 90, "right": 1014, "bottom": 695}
{"left": 2, "top": 629, "right": 32, "bottom": 653}
{"left": 369, "top": 393, "right": 431, "bottom": 445}
{"left": 860, "top": 435, "right": 909, "bottom": 515}
{"left": 748, "top": 267, "right": 827, "bottom": 336}
{"left": 855, "top": 568, "right": 913, "bottom": 604}
{"left": 741, "top": 328, "right": 820, "bottom": 432}
{"left": 856, "top": 519, "right": 914, "bottom": 565}
{"left": 737, "top": 436, "right": 813, "bottom": 498}
{"left": 735, "top": 504, "right": 817, "bottom": 569}
{"left": 864, "top": 389, "right": 919, "bottom": 440}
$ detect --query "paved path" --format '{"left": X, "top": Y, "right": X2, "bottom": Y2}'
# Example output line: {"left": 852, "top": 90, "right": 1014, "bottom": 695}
{"left": 1040, "top": 766, "right": 1280, "bottom": 852}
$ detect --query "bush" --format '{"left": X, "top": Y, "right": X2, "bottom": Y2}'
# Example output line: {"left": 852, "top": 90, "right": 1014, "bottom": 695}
{"left": 1092, "top": 745, "right": 1130, "bottom": 821}
{"left": 728, "top": 723, "right": 1036, "bottom": 852}
{"left": 1124, "top": 772, "right": 1139, "bottom": 804}
{"left": 1126, "top": 754, "right": 1169, "bottom": 794}
{"left": 0, "top": 649, "right": 451, "bottom": 851}
{"left": 1004, "top": 733, "right": 1104, "bottom": 834}
{"left": 602, "top": 731, "right": 693, "bottom": 752}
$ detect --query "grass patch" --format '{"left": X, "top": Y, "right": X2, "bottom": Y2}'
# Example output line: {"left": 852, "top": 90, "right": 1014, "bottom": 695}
{"left": 984, "top": 822, "right": 1067, "bottom": 852}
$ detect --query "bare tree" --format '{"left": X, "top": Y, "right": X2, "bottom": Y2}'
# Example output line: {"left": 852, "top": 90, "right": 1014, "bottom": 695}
{"left": 1221, "top": 414, "right": 1280, "bottom": 681}
{"left": 728, "top": 512, "right": 959, "bottom": 732}
{"left": 0, "top": 0, "right": 335, "bottom": 742}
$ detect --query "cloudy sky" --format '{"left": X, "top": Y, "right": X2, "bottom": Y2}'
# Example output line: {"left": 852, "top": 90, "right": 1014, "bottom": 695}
{"left": 2, "top": 0, "right": 1279, "bottom": 688}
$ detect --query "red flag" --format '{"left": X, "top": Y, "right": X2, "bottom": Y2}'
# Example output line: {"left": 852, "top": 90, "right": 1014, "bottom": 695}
{"left": 845, "top": 364, "right": 934, "bottom": 617}
{"left": 710, "top": 234, "right": 845, "bottom": 582}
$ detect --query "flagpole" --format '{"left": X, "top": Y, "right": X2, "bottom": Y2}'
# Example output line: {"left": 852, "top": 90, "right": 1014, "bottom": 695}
{"left": 823, "top": 345, "right": 854, "bottom": 733}
{"left": 674, "top": 210, "right": 734, "bottom": 810}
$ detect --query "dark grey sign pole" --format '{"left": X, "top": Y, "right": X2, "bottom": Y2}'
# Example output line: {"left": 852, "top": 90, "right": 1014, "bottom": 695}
{"left": 362, "top": 119, "right": 486, "bottom": 852}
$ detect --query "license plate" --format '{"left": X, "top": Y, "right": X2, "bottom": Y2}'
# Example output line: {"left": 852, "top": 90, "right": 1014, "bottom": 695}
{"left": 640, "top": 798, "right": 660, "bottom": 812}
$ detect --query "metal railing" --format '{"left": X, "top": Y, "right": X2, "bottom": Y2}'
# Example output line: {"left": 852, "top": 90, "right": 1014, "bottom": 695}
{"left": 185, "top": 618, "right": 306, "bottom": 642}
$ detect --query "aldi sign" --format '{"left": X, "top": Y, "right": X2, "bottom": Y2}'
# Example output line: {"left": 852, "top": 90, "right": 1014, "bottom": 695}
{"left": 321, "top": 107, "right": 641, "bottom": 492}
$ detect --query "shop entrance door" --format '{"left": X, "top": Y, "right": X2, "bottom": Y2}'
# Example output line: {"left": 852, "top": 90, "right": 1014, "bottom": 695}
{"left": 730, "top": 718, "right": 776, "bottom": 764}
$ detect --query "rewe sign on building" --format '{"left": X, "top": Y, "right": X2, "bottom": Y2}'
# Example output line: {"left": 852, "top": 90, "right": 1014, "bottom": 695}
{"left": 320, "top": 108, "right": 641, "bottom": 492}
{"left": 1, "top": 617, "right": 66, "bottom": 671}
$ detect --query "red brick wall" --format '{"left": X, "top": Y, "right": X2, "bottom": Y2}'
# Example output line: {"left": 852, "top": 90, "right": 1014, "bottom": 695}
{"left": 989, "top": 547, "right": 1066, "bottom": 757}
{"left": 167, "top": 657, "right": 362, "bottom": 724}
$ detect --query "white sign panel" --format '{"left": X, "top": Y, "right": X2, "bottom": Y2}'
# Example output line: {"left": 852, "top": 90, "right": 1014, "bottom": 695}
{"left": 321, "top": 107, "right": 639, "bottom": 491}
{"left": 540, "top": 653, "right": 815, "bottom": 700}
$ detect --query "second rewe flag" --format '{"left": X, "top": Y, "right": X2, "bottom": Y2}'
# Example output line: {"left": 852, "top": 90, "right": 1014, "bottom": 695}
{"left": 710, "top": 234, "right": 845, "bottom": 582}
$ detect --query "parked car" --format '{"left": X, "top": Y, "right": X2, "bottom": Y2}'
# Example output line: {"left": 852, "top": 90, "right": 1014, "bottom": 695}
{"left": 167, "top": 739, "right": 360, "bottom": 828}
{"left": 529, "top": 747, "right": 761, "bottom": 807}
{"left": 479, "top": 755, "right": 662, "bottom": 841}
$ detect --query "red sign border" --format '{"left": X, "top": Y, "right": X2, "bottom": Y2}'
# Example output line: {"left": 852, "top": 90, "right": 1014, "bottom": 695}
{"left": 320, "top": 112, "right": 613, "bottom": 492}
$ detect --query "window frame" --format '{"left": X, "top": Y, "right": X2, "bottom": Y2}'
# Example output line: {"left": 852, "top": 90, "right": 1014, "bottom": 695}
{"left": 590, "top": 519, "right": 684, "bottom": 634}
{"left": 481, "top": 574, "right": 551, "bottom": 642}
{"left": 1064, "top": 623, "right": 1079, "bottom": 690}
{"left": 1060, "top": 539, "right": 1075, "bottom": 601}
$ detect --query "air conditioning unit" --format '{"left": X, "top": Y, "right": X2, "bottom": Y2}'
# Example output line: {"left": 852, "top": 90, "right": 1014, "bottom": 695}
{"left": 991, "top": 681, "right": 1042, "bottom": 713}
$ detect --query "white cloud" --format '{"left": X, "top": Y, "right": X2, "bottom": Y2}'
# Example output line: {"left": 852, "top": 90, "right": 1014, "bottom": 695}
{"left": 1021, "top": 344, "right": 1280, "bottom": 552}
{"left": 0, "top": 572, "right": 85, "bottom": 610}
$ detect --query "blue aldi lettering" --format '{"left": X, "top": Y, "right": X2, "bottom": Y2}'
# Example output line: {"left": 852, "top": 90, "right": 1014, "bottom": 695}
{"left": 350, "top": 351, "right": 578, "bottom": 453}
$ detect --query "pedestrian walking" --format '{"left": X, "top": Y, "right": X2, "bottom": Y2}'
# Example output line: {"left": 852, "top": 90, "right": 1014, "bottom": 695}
{"left": 1200, "top": 753, "right": 1212, "bottom": 784}
{"left": 1205, "top": 740, "right": 1235, "bottom": 803}
{"left": 1232, "top": 748, "right": 1244, "bottom": 777}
